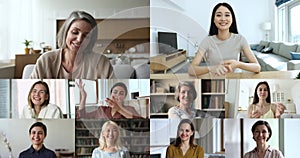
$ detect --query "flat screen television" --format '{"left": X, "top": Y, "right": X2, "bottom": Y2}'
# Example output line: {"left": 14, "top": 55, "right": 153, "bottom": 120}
{"left": 158, "top": 31, "right": 178, "bottom": 54}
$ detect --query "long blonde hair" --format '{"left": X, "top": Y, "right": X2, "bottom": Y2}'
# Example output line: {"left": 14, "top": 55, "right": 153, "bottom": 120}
{"left": 99, "top": 120, "right": 124, "bottom": 150}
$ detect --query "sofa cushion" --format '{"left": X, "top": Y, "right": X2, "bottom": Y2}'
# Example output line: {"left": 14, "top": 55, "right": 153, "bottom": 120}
{"left": 296, "top": 45, "right": 300, "bottom": 52}
{"left": 259, "top": 41, "right": 269, "bottom": 47}
{"left": 269, "top": 42, "right": 281, "bottom": 55}
{"left": 278, "top": 44, "right": 298, "bottom": 60}
{"left": 290, "top": 52, "right": 300, "bottom": 60}
{"left": 261, "top": 47, "right": 273, "bottom": 53}
{"left": 256, "top": 45, "right": 265, "bottom": 52}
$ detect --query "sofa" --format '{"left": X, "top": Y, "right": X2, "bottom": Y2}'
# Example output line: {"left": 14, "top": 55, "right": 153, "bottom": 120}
{"left": 249, "top": 41, "right": 300, "bottom": 71}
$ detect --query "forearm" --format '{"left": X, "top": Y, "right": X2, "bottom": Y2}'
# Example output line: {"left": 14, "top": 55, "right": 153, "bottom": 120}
{"left": 237, "top": 62, "right": 261, "bottom": 73}
{"left": 118, "top": 107, "right": 134, "bottom": 118}
{"left": 188, "top": 65, "right": 210, "bottom": 76}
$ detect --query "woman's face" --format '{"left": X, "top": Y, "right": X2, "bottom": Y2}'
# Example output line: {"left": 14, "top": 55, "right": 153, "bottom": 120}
{"left": 178, "top": 123, "right": 194, "bottom": 142}
{"left": 214, "top": 6, "right": 232, "bottom": 31}
{"left": 65, "top": 19, "right": 92, "bottom": 53}
{"left": 256, "top": 84, "right": 268, "bottom": 100}
{"left": 179, "top": 85, "right": 194, "bottom": 106}
{"left": 30, "top": 126, "right": 45, "bottom": 146}
{"left": 111, "top": 86, "right": 126, "bottom": 103}
{"left": 30, "top": 84, "right": 49, "bottom": 107}
{"left": 253, "top": 125, "right": 270, "bottom": 144}
{"left": 102, "top": 124, "right": 119, "bottom": 144}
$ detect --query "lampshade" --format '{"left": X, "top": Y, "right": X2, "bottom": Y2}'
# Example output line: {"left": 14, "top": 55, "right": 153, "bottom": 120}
{"left": 261, "top": 22, "right": 272, "bottom": 31}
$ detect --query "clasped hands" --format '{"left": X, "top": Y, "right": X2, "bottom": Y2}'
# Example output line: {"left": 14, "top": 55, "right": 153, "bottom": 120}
{"left": 209, "top": 60, "right": 239, "bottom": 76}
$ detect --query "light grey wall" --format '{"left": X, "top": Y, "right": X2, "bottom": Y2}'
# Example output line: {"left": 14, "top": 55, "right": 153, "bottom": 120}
{"left": 0, "top": 119, "right": 75, "bottom": 158}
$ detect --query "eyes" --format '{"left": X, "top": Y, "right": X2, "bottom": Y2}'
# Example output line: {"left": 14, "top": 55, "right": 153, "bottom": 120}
{"left": 112, "top": 90, "right": 125, "bottom": 96}
{"left": 215, "top": 12, "right": 231, "bottom": 18}
{"left": 254, "top": 130, "right": 268, "bottom": 134}
{"left": 258, "top": 88, "right": 268, "bottom": 92}
{"left": 179, "top": 129, "right": 191, "bottom": 133}
{"left": 31, "top": 131, "right": 44, "bottom": 135}
{"left": 70, "top": 29, "right": 90, "bottom": 39}
{"left": 32, "top": 89, "right": 46, "bottom": 95}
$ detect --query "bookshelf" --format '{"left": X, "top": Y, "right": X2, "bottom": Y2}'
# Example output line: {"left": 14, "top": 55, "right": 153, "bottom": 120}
{"left": 150, "top": 79, "right": 226, "bottom": 118}
{"left": 201, "top": 79, "right": 226, "bottom": 118}
{"left": 75, "top": 119, "right": 150, "bottom": 158}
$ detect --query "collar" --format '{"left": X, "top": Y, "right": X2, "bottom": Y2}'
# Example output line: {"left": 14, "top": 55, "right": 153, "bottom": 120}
{"left": 253, "top": 145, "right": 272, "bottom": 152}
{"left": 29, "top": 145, "right": 46, "bottom": 153}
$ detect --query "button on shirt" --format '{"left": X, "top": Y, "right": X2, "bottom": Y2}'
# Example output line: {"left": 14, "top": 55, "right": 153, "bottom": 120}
{"left": 19, "top": 145, "right": 57, "bottom": 158}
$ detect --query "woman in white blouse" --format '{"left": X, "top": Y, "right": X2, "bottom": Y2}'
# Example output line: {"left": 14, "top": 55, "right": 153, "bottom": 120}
{"left": 21, "top": 81, "right": 63, "bottom": 119}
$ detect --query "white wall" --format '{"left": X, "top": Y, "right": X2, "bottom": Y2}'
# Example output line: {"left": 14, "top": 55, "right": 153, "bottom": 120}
{"left": 0, "top": 119, "right": 74, "bottom": 158}
{"left": 150, "top": 0, "right": 275, "bottom": 56}
{"left": 1, "top": 0, "right": 149, "bottom": 60}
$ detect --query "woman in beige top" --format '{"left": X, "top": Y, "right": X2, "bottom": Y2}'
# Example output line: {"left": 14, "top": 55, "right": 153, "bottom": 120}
{"left": 244, "top": 120, "right": 284, "bottom": 158}
{"left": 248, "top": 81, "right": 285, "bottom": 118}
{"left": 30, "top": 10, "right": 114, "bottom": 79}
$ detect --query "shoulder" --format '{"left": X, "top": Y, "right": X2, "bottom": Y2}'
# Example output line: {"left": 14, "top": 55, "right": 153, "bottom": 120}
{"left": 167, "top": 144, "right": 177, "bottom": 150}
{"left": 85, "top": 52, "right": 109, "bottom": 62}
{"left": 168, "top": 106, "right": 178, "bottom": 112}
{"left": 92, "top": 147, "right": 102, "bottom": 154}
{"left": 269, "top": 147, "right": 283, "bottom": 155}
{"left": 244, "top": 148, "right": 256, "bottom": 157}
{"left": 46, "top": 104, "right": 61, "bottom": 109}
{"left": 194, "top": 144, "right": 204, "bottom": 150}
{"left": 39, "top": 49, "right": 61, "bottom": 59}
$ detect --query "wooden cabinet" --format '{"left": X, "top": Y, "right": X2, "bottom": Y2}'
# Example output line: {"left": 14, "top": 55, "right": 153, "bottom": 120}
{"left": 75, "top": 119, "right": 149, "bottom": 158}
{"left": 14, "top": 54, "right": 40, "bottom": 78}
{"left": 150, "top": 50, "right": 186, "bottom": 74}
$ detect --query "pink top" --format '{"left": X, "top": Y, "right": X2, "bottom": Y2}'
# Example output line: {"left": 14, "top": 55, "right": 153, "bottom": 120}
{"left": 244, "top": 146, "right": 284, "bottom": 158}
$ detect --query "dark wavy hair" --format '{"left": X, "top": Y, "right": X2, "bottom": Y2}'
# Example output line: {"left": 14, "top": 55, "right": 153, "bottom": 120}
{"left": 251, "top": 120, "right": 272, "bottom": 141}
{"left": 174, "top": 119, "right": 195, "bottom": 147}
{"left": 27, "top": 81, "right": 50, "bottom": 108}
{"left": 252, "top": 81, "right": 271, "bottom": 104}
{"left": 209, "top": 2, "right": 238, "bottom": 36}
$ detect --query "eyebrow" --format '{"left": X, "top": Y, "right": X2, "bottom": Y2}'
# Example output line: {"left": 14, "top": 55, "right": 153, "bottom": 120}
{"left": 216, "top": 11, "right": 231, "bottom": 14}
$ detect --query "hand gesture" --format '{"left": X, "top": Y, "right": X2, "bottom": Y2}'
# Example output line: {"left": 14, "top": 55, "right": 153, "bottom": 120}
{"left": 209, "top": 64, "right": 228, "bottom": 76}
{"left": 275, "top": 103, "right": 285, "bottom": 118}
{"left": 251, "top": 109, "right": 262, "bottom": 118}
{"left": 223, "top": 60, "right": 240, "bottom": 72}
{"left": 105, "top": 96, "right": 122, "bottom": 111}
{"left": 76, "top": 79, "right": 87, "bottom": 99}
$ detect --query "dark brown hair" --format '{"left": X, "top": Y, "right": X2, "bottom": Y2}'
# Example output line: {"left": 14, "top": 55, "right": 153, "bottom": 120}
{"left": 174, "top": 119, "right": 195, "bottom": 147}
{"left": 252, "top": 81, "right": 271, "bottom": 104}
{"left": 251, "top": 120, "right": 272, "bottom": 141}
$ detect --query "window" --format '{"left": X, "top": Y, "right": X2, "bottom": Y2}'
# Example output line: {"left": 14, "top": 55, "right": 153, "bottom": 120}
{"left": 289, "top": 2, "right": 300, "bottom": 43}
{"left": 277, "top": 0, "right": 300, "bottom": 43}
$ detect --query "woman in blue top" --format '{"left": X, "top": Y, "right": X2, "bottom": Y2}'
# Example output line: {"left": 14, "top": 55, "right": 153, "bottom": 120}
{"left": 189, "top": 2, "right": 260, "bottom": 76}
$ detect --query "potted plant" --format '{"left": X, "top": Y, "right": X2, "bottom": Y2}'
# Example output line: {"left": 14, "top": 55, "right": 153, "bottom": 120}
{"left": 23, "top": 39, "right": 32, "bottom": 54}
